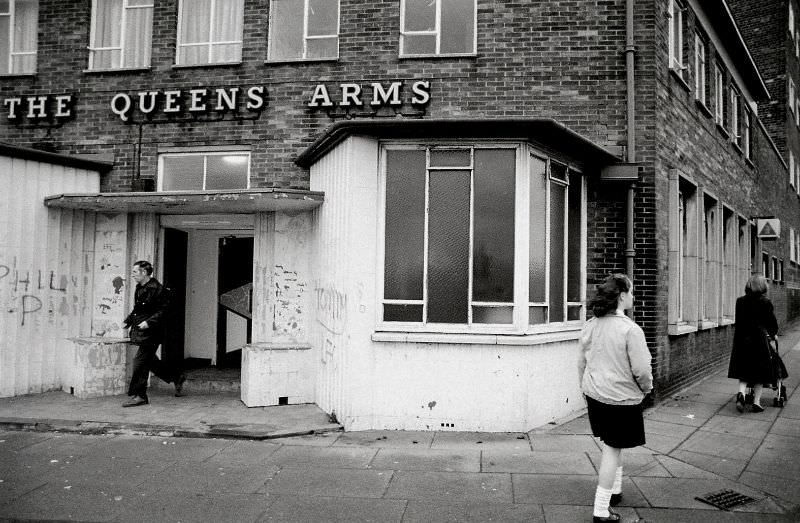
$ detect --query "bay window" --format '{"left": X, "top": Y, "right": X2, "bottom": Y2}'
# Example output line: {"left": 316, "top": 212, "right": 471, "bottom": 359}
{"left": 89, "top": 0, "right": 153, "bottom": 70}
{"left": 267, "top": 0, "right": 339, "bottom": 61}
{"left": 0, "top": 0, "right": 37, "bottom": 74}
{"left": 380, "top": 143, "right": 584, "bottom": 332}
{"left": 176, "top": 0, "right": 244, "bottom": 65}
{"left": 400, "top": 0, "right": 476, "bottom": 57}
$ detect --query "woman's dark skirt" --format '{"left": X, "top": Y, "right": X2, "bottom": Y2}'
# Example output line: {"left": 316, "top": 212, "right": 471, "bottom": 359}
{"left": 586, "top": 396, "right": 646, "bottom": 449}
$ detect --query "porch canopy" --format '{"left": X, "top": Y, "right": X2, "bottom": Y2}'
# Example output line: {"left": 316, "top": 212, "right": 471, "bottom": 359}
{"left": 44, "top": 188, "right": 324, "bottom": 214}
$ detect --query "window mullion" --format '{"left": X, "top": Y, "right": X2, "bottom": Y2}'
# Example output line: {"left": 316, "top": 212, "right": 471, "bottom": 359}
{"left": 202, "top": 155, "right": 208, "bottom": 190}
{"left": 562, "top": 175, "right": 569, "bottom": 322}
{"left": 467, "top": 149, "right": 475, "bottom": 325}
{"left": 422, "top": 149, "right": 431, "bottom": 324}
{"left": 303, "top": 0, "right": 309, "bottom": 59}
{"left": 515, "top": 147, "right": 530, "bottom": 330}
{"left": 435, "top": 0, "right": 441, "bottom": 55}
{"left": 119, "top": 0, "right": 128, "bottom": 68}
{"left": 208, "top": 0, "right": 216, "bottom": 62}
{"left": 8, "top": 1, "right": 15, "bottom": 73}
{"left": 544, "top": 159, "right": 551, "bottom": 323}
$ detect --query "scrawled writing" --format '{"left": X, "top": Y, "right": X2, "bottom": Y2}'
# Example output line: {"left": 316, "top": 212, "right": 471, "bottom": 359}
{"left": 0, "top": 259, "right": 79, "bottom": 326}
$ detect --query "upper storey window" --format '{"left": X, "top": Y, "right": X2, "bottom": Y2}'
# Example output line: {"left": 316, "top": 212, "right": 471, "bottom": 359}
{"left": 400, "top": 0, "right": 476, "bottom": 57}
{"left": 159, "top": 152, "right": 250, "bottom": 191}
{"left": 668, "top": 0, "right": 686, "bottom": 80}
{"left": 89, "top": 0, "right": 153, "bottom": 70}
{"left": 176, "top": 0, "right": 244, "bottom": 65}
{"left": 267, "top": 0, "right": 339, "bottom": 61}
{"left": 0, "top": 0, "right": 37, "bottom": 74}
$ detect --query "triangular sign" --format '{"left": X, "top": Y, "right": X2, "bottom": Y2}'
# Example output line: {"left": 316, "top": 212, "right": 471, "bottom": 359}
{"left": 760, "top": 222, "right": 776, "bottom": 237}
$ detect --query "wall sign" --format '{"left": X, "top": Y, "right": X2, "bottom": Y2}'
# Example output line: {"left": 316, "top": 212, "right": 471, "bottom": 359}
{"left": 3, "top": 94, "right": 75, "bottom": 121}
{"left": 757, "top": 218, "right": 781, "bottom": 240}
{"left": 110, "top": 86, "right": 267, "bottom": 122}
{"left": 307, "top": 81, "right": 431, "bottom": 108}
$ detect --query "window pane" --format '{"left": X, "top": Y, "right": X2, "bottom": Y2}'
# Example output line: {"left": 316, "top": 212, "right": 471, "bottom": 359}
{"left": 402, "top": 34, "right": 436, "bottom": 55}
{"left": 162, "top": 156, "right": 204, "bottom": 191}
{"left": 308, "top": 0, "right": 337, "bottom": 36}
{"left": 268, "top": 0, "right": 303, "bottom": 60}
{"left": 567, "top": 176, "right": 581, "bottom": 302}
{"left": 473, "top": 306, "right": 512, "bottom": 324}
{"left": 180, "top": 0, "right": 211, "bottom": 44}
{"left": 0, "top": 3, "right": 8, "bottom": 14}
{"left": 307, "top": 36, "right": 337, "bottom": 59}
{"left": 549, "top": 182, "right": 566, "bottom": 322}
{"left": 384, "top": 304, "right": 423, "bottom": 322}
{"left": 14, "top": 0, "right": 37, "bottom": 53}
{"left": 210, "top": 42, "right": 242, "bottom": 62}
{"left": 430, "top": 149, "right": 470, "bottom": 167}
{"left": 428, "top": 170, "right": 470, "bottom": 323}
{"left": 404, "top": 0, "right": 435, "bottom": 31}
{"left": 94, "top": 0, "right": 123, "bottom": 50}
{"left": 473, "top": 149, "right": 515, "bottom": 302}
{"left": 529, "top": 156, "right": 547, "bottom": 303}
{"left": 178, "top": 45, "right": 207, "bottom": 65}
{"left": 0, "top": 17, "right": 9, "bottom": 73}
{"left": 385, "top": 150, "right": 426, "bottom": 301}
{"left": 124, "top": 5, "right": 152, "bottom": 67}
{"left": 206, "top": 155, "right": 248, "bottom": 190}
{"left": 550, "top": 161, "right": 567, "bottom": 182}
{"left": 212, "top": 0, "right": 243, "bottom": 42}
{"left": 529, "top": 306, "right": 546, "bottom": 325}
{"left": 567, "top": 305, "right": 582, "bottom": 321}
{"left": 441, "top": 0, "right": 474, "bottom": 53}
{"left": 92, "top": 49, "right": 120, "bottom": 69}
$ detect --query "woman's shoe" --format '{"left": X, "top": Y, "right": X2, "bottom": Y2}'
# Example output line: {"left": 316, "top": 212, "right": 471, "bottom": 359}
{"left": 736, "top": 392, "right": 745, "bottom": 412}
{"left": 593, "top": 508, "right": 621, "bottom": 522}
{"left": 610, "top": 492, "right": 623, "bottom": 506}
{"left": 751, "top": 403, "right": 765, "bottom": 413}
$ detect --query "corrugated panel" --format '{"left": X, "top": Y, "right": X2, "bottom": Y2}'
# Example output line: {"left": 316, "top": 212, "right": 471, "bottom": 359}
{"left": 0, "top": 155, "right": 99, "bottom": 397}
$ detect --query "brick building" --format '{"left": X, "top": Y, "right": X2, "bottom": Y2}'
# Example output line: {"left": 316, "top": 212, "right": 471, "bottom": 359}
{"left": 0, "top": 0, "right": 796, "bottom": 431}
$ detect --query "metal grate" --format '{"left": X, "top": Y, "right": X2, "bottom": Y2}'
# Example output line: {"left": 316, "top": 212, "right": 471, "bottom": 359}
{"left": 695, "top": 489, "right": 760, "bottom": 510}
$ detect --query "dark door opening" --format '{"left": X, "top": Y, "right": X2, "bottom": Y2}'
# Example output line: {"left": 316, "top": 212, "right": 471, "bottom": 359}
{"left": 162, "top": 227, "right": 188, "bottom": 371}
{"left": 217, "top": 236, "right": 253, "bottom": 368}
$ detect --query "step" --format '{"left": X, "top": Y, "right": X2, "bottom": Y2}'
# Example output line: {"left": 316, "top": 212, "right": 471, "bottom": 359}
{"left": 151, "top": 369, "right": 241, "bottom": 394}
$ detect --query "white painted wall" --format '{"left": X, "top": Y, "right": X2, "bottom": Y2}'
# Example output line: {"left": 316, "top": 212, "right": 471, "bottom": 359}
{"left": 0, "top": 156, "right": 100, "bottom": 397}
{"left": 310, "top": 137, "right": 586, "bottom": 432}
{"left": 185, "top": 230, "right": 219, "bottom": 362}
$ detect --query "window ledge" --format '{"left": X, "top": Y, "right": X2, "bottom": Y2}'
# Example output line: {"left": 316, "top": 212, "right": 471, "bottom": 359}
{"left": 718, "top": 318, "right": 735, "bottom": 326}
{"left": 0, "top": 73, "right": 35, "bottom": 78}
{"left": 399, "top": 53, "right": 477, "bottom": 60}
{"left": 83, "top": 67, "right": 151, "bottom": 75}
{"left": 732, "top": 142, "right": 743, "bottom": 155}
{"left": 372, "top": 328, "right": 581, "bottom": 346}
{"left": 716, "top": 123, "right": 730, "bottom": 139}
{"left": 172, "top": 62, "right": 242, "bottom": 69}
{"left": 698, "top": 320, "right": 718, "bottom": 330}
{"left": 670, "top": 68, "right": 691, "bottom": 91}
{"left": 696, "top": 99, "right": 713, "bottom": 118}
{"left": 668, "top": 323, "right": 698, "bottom": 336}
{"left": 265, "top": 58, "right": 338, "bottom": 65}
{"left": 745, "top": 157, "right": 754, "bottom": 168}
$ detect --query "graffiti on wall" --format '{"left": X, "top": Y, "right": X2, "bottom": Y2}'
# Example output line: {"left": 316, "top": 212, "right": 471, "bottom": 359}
{"left": 273, "top": 265, "right": 306, "bottom": 342}
{"left": 314, "top": 282, "right": 347, "bottom": 335}
{"left": 0, "top": 258, "right": 79, "bottom": 326}
{"left": 92, "top": 215, "right": 127, "bottom": 337}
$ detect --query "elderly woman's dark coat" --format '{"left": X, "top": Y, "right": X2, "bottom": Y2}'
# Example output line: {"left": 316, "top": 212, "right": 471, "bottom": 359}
{"left": 728, "top": 293, "right": 779, "bottom": 384}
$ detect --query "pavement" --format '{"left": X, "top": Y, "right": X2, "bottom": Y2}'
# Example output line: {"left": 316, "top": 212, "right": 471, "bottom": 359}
{"left": 1, "top": 326, "right": 800, "bottom": 522}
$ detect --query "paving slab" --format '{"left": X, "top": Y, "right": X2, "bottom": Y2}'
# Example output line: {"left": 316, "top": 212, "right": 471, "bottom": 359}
{"left": 332, "top": 430, "right": 435, "bottom": 448}
{"left": 202, "top": 439, "right": 282, "bottom": 465}
{"left": 541, "top": 504, "right": 641, "bottom": 523}
{"left": 0, "top": 430, "right": 55, "bottom": 451}
{"left": 668, "top": 449, "right": 748, "bottom": 480}
{"left": 675, "top": 430, "right": 763, "bottom": 461}
{"left": 0, "top": 483, "right": 137, "bottom": 522}
{"left": 643, "top": 419, "right": 698, "bottom": 439}
{"left": 370, "top": 447, "right": 481, "bottom": 472}
{"left": 482, "top": 449, "right": 595, "bottom": 475}
{"left": 769, "top": 417, "right": 800, "bottom": 437}
{"left": 760, "top": 432, "right": 800, "bottom": 451}
{"left": 256, "top": 495, "right": 406, "bottom": 523}
{"left": 38, "top": 454, "right": 172, "bottom": 489}
{"left": 657, "top": 400, "right": 725, "bottom": 418}
{"left": 641, "top": 432, "right": 686, "bottom": 454}
{"left": 273, "top": 432, "right": 342, "bottom": 447}
{"left": 635, "top": 507, "right": 795, "bottom": 522}
{"left": 430, "top": 432, "right": 530, "bottom": 451}
{"left": 586, "top": 452, "right": 670, "bottom": 478}
{"left": 113, "top": 490, "right": 272, "bottom": 523}
{"left": 401, "top": 500, "right": 545, "bottom": 522}
{"left": 264, "top": 444, "right": 377, "bottom": 469}
{"left": 260, "top": 466, "right": 393, "bottom": 498}
{"left": 384, "top": 470, "right": 513, "bottom": 503}
{"left": 701, "top": 415, "right": 774, "bottom": 438}
{"left": 528, "top": 434, "right": 600, "bottom": 453}
{"left": 655, "top": 455, "right": 720, "bottom": 479}
{"left": 632, "top": 477, "right": 767, "bottom": 510}
{"left": 739, "top": 470, "right": 800, "bottom": 504}
{"left": 746, "top": 447, "right": 800, "bottom": 479}
{"left": 91, "top": 434, "right": 233, "bottom": 462}
{"left": 141, "top": 460, "right": 279, "bottom": 495}
{"left": 512, "top": 473, "right": 598, "bottom": 505}
{"left": 539, "top": 415, "right": 593, "bottom": 435}
{"left": 644, "top": 409, "right": 711, "bottom": 427}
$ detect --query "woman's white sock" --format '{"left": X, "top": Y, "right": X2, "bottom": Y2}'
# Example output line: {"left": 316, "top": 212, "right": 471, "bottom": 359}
{"left": 593, "top": 485, "right": 613, "bottom": 517}
{"left": 612, "top": 466, "right": 623, "bottom": 494}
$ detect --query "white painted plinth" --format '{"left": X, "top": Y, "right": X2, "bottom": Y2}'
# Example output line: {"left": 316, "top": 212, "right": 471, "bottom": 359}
{"left": 65, "top": 337, "right": 133, "bottom": 399}
{"left": 241, "top": 343, "right": 314, "bottom": 407}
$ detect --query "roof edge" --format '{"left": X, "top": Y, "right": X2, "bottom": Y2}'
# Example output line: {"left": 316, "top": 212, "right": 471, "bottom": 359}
{"left": 0, "top": 143, "right": 114, "bottom": 173}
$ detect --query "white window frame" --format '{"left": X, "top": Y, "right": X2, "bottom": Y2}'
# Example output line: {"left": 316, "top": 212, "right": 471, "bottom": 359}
{"left": 791, "top": 227, "right": 796, "bottom": 263}
{"left": 175, "top": 0, "right": 244, "bottom": 65}
{"left": 399, "top": 0, "right": 477, "bottom": 57}
{"left": 266, "top": 0, "right": 340, "bottom": 62}
{"left": 702, "top": 193, "right": 720, "bottom": 325}
{"left": 668, "top": 0, "right": 686, "bottom": 77}
{"left": 714, "top": 63, "right": 725, "bottom": 126}
{"left": 376, "top": 141, "right": 585, "bottom": 335}
{"left": 88, "top": 0, "right": 154, "bottom": 70}
{"left": 694, "top": 32, "right": 707, "bottom": 104}
{"left": 730, "top": 86, "right": 741, "bottom": 146}
{"left": 157, "top": 150, "right": 251, "bottom": 191}
{"left": 0, "top": 0, "right": 37, "bottom": 74}
{"left": 743, "top": 108, "right": 752, "bottom": 160}
{"left": 790, "top": 78, "right": 796, "bottom": 115}
{"left": 791, "top": 2, "right": 796, "bottom": 39}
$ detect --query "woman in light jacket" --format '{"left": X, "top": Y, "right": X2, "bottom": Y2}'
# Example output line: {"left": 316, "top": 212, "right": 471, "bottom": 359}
{"left": 578, "top": 274, "right": 653, "bottom": 523}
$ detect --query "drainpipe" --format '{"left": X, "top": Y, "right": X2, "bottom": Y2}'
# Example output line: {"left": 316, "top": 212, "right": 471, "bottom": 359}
{"left": 625, "top": 0, "right": 637, "bottom": 280}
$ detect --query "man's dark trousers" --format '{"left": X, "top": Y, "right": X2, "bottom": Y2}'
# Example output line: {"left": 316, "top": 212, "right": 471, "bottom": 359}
{"left": 127, "top": 341, "right": 177, "bottom": 399}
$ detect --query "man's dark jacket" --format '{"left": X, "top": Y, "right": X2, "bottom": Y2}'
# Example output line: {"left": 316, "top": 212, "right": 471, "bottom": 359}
{"left": 123, "top": 278, "right": 169, "bottom": 344}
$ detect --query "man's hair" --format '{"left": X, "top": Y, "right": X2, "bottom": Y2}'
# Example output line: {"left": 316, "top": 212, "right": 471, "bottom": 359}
{"left": 745, "top": 274, "right": 768, "bottom": 296}
{"left": 133, "top": 260, "right": 154, "bottom": 276}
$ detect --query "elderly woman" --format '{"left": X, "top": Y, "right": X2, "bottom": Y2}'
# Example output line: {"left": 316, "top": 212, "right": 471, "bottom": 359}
{"left": 729, "top": 274, "right": 779, "bottom": 413}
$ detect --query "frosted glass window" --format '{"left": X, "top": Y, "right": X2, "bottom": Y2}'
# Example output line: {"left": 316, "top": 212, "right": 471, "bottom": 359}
{"left": 0, "top": 0, "right": 37, "bottom": 74}
{"left": 529, "top": 156, "right": 547, "bottom": 303}
{"left": 90, "top": 0, "right": 153, "bottom": 70}
{"left": 160, "top": 153, "right": 249, "bottom": 191}
{"left": 268, "top": 0, "right": 339, "bottom": 61}
{"left": 400, "top": 0, "right": 475, "bottom": 56}
{"left": 177, "top": 0, "right": 243, "bottom": 65}
{"left": 549, "top": 182, "right": 566, "bottom": 323}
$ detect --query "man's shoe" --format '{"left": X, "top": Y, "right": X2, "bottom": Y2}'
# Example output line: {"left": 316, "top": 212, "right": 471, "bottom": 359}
{"left": 122, "top": 396, "right": 149, "bottom": 407}
{"left": 174, "top": 374, "right": 187, "bottom": 397}
{"left": 751, "top": 403, "right": 765, "bottom": 413}
{"left": 610, "top": 492, "right": 622, "bottom": 506}
{"left": 736, "top": 392, "right": 745, "bottom": 413}
{"left": 593, "top": 508, "right": 621, "bottom": 522}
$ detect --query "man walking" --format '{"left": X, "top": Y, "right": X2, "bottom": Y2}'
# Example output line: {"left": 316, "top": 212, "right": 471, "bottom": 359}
{"left": 123, "top": 260, "right": 185, "bottom": 407}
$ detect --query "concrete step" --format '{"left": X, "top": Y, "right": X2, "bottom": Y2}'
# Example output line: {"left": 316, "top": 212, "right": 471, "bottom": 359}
{"left": 151, "top": 368, "right": 241, "bottom": 394}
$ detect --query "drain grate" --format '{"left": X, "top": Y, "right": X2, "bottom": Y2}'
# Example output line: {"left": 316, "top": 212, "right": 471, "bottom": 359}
{"left": 695, "top": 489, "right": 760, "bottom": 510}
